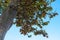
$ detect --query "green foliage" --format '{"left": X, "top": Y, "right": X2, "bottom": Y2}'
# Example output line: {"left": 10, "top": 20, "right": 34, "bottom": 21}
{"left": 0, "top": 0, "right": 58, "bottom": 38}
{"left": 0, "top": 0, "right": 10, "bottom": 12}
{"left": 14, "top": 0, "right": 58, "bottom": 38}
{"left": 34, "top": 30, "right": 48, "bottom": 38}
{"left": 42, "top": 21, "right": 49, "bottom": 26}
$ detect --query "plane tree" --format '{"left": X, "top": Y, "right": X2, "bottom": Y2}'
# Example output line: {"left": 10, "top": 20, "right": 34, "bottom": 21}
{"left": 0, "top": 0, "right": 58, "bottom": 40}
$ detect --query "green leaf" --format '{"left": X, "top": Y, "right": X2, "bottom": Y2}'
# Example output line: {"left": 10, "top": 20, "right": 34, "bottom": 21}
{"left": 42, "top": 21, "right": 49, "bottom": 26}
{"left": 51, "top": 0, "right": 55, "bottom": 2}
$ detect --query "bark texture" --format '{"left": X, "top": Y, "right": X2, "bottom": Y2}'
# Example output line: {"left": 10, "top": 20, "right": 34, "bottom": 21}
{"left": 0, "top": 0, "right": 17, "bottom": 40}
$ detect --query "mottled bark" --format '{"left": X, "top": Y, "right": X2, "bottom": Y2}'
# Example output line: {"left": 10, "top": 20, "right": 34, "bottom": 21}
{"left": 0, "top": 1, "right": 17, "bottom": 40}
{"left": 0, "top": 7, "right": 17, "bottom": 40}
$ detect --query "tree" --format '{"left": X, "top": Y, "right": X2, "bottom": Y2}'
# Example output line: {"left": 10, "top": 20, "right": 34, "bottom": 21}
{"left": 0, "top": 0, "right": 58, "bottom": 40}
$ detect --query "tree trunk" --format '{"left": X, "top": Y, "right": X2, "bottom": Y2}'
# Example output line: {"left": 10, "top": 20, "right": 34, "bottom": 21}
{"left": 0, "top": 26, "right": 8, "bottom": 40}
{"left": 0, "top": 0, "right": 17, "bottom": 40}
{"left": 0, "top": 6, "right": 17, "bottom": 40}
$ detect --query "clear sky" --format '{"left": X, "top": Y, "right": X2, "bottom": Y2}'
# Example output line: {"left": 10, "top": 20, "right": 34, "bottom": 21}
{"left": 4, "top": 0, "right": 60, "bottom": 40}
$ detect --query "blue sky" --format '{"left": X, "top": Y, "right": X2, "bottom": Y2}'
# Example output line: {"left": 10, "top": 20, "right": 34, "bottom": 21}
{"left": 4, "top": 0, "right": 60, "bottom": 40}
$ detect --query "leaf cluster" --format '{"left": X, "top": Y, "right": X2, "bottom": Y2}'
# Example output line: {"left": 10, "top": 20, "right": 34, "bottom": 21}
{"left": 14, "top": 0, "right": 58, "bottom": 38}
{"left": 0, "top": 0, "right": 58, "bottom": 38}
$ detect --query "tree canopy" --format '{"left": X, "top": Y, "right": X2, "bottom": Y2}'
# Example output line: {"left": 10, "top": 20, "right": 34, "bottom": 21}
{"left": 0, "top": 0, "right": 58, "bottom": 38}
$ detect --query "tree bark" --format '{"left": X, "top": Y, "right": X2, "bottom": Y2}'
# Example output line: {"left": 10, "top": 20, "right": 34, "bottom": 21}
{"left": 0, "top": 0, "right": 17, "bottom": 40}
{"left": 0, "top": 5, "right": 17, "bottom": 40}
{"left": 0, "top": 8, "right": 17, "bottom": 40}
